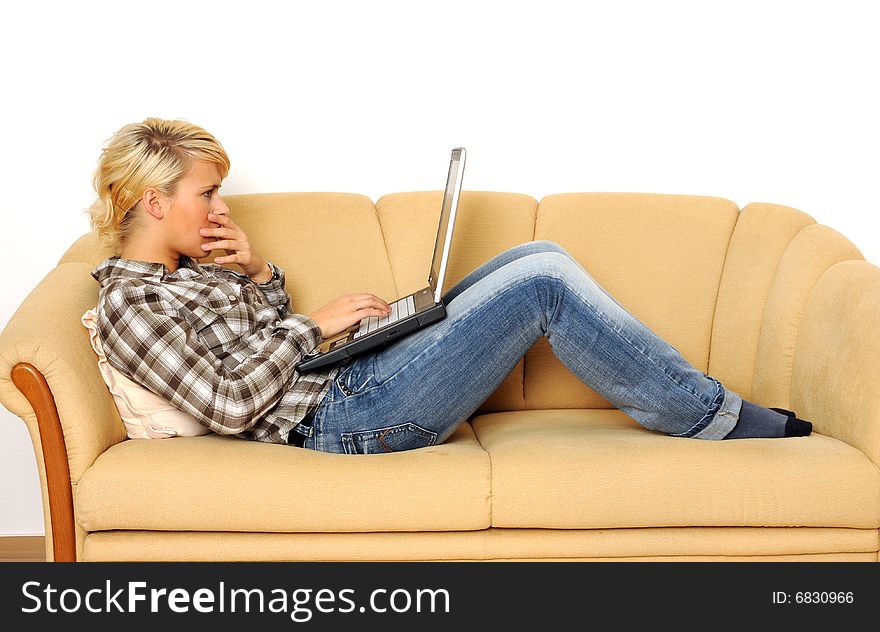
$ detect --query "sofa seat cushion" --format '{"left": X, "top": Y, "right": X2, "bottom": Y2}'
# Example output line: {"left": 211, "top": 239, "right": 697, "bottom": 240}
{"left": 75, "top": 423, "right": 490, "bottom": 533}
{"left": 471, "top": 409, "right": 880, "bottom": 529}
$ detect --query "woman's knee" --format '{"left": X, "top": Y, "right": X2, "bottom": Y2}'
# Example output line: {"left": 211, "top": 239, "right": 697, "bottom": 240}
{"left": 509, "top": 252, "right": 582, "bottom": 295}
{"left": 530, "top": 240, "right": 582, "bottom": 265}
{"left": 539, "top": 250, "right": 582, "bottom": 277}
{"left": 497, "top": 240, "right": 576, "bottom": 269}
{"left": 531, "top": 239, "right": 561, "bottom": 249}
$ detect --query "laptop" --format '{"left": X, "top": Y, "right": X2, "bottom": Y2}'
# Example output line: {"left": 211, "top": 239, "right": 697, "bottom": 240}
{"left": 295, "top": 147, "right": 467, "bottom": 372}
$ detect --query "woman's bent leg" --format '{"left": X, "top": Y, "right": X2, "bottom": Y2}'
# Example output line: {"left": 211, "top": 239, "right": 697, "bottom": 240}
{"left": 305, "top": 249, "right": 741, "bottom": 454}
{"left": 441, "top": 239, "right": 582, "bottom": 305}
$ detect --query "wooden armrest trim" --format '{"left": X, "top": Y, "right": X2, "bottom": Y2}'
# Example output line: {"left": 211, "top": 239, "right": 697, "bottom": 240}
{"left": 11, "top": 363, "right": 76, "bottom": 562}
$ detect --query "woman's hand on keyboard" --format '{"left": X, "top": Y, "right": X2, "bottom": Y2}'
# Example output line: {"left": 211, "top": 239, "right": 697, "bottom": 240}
{"left": 307, "top": 293, "right": 392, "bottom": 340}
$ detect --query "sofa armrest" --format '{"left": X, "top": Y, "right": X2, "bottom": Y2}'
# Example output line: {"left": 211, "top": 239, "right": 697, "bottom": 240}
{"left": 0, "top": 262, "right": 128, "bottom": 560}
{"left": 791, "top": 260, "right": 880, "bottom": 466}
{"left": 9, "top": 363, "right": 76, "bottom": 560}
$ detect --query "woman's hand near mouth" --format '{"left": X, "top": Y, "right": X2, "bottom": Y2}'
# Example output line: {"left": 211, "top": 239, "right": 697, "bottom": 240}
{"left": 199, "top": 212, "right": 271, "bottom": 282}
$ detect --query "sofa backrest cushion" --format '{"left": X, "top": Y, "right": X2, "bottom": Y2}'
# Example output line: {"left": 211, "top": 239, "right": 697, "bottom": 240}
{"left": 526, "top": 193, "right": 740, "bottom": 410}
{"left": 751, "top": 221, "right": 862, "bottom": 406}
{"left": 708, "top": 202, "right": 815, "bottom": 402}
{"left": 712, "top": 202, "right": 861, "bottom": 406}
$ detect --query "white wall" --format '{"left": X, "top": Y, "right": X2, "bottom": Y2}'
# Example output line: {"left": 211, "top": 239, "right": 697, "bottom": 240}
{"left": 1, "top": 0, "right": 878, "bottom": 535}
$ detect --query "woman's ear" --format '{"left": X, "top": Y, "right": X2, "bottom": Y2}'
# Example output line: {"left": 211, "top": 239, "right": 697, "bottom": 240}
{"left": 140, "top": 187, "right": 165, "bottom": 220}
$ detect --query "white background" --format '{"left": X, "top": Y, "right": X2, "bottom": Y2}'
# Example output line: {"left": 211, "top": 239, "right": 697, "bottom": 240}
{"left": 1, "top": 0, "right": 877, "bottom": 535}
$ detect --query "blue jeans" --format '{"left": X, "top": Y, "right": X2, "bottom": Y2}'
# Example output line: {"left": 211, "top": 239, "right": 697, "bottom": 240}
{"left": 294, "top": 240, "right": 743, "bottom": 454}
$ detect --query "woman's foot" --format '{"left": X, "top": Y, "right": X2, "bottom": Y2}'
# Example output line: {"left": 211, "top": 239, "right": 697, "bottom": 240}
{"left": 722, "top": 400, "right": 812, "bottom": 439}
{"left": 769, "top": 407, "right": 813, "bottom": 437}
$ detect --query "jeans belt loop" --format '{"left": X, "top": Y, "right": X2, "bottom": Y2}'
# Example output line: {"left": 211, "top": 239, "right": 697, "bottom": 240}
{"left": 298, "top": 413, "right": 315, "bottom": 437}
{"left": 288, "top": 409, "right": 316, "bottom": 446}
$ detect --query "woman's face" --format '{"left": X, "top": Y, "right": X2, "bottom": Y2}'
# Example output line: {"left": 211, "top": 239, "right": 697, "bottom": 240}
{"left": 162, "top": 160, "right": 229, "bottom": 260}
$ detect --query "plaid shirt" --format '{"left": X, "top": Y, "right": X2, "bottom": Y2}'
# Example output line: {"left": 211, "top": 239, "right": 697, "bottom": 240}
{"left": 90, "top": 255, "right": 340, "bottom": 444}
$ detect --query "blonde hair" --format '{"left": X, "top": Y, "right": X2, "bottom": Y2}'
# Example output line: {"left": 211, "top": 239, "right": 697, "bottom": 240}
{"left": 86, "top": 117, "right": 231, "bottom": 255}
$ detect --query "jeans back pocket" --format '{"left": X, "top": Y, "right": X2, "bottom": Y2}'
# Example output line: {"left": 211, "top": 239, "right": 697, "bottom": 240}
{"left": 341, "top": 422, "right": 437, "bottom": 454}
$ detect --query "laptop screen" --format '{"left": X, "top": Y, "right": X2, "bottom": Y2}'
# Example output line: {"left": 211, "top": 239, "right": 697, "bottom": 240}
{"left": 428, "top": 148, "right": 465, "bottom": 302}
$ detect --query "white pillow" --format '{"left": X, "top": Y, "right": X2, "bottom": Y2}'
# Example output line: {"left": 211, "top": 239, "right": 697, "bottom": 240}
{"left": 82, "top": 308, "right": 211, "bottom": 439}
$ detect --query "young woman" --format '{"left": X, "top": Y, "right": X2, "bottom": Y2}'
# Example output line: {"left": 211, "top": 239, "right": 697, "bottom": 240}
{"left": 88, "top": 118, "right": 812, "bottom": 454}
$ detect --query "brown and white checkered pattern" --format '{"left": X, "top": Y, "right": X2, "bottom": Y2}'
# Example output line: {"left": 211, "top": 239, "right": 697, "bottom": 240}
{"left": 91, "top": 256, "right": 338, "bottom": 444}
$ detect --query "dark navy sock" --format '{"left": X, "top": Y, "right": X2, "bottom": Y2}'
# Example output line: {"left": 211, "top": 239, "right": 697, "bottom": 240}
{"left": 723, "top": 399, "right": 789, "bottom": 439}
{"left": 770, "top": 407, "right": 813, "bottom": 437}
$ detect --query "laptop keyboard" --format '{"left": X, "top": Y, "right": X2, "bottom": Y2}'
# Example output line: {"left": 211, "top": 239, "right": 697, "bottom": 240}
{"left": 352, "top": 294, "right": 416, "bottom": 339}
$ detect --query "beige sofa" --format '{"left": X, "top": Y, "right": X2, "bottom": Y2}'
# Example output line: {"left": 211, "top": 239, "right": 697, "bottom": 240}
{"left": 2, "top": 191, "right": 879, "bottom": 562}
